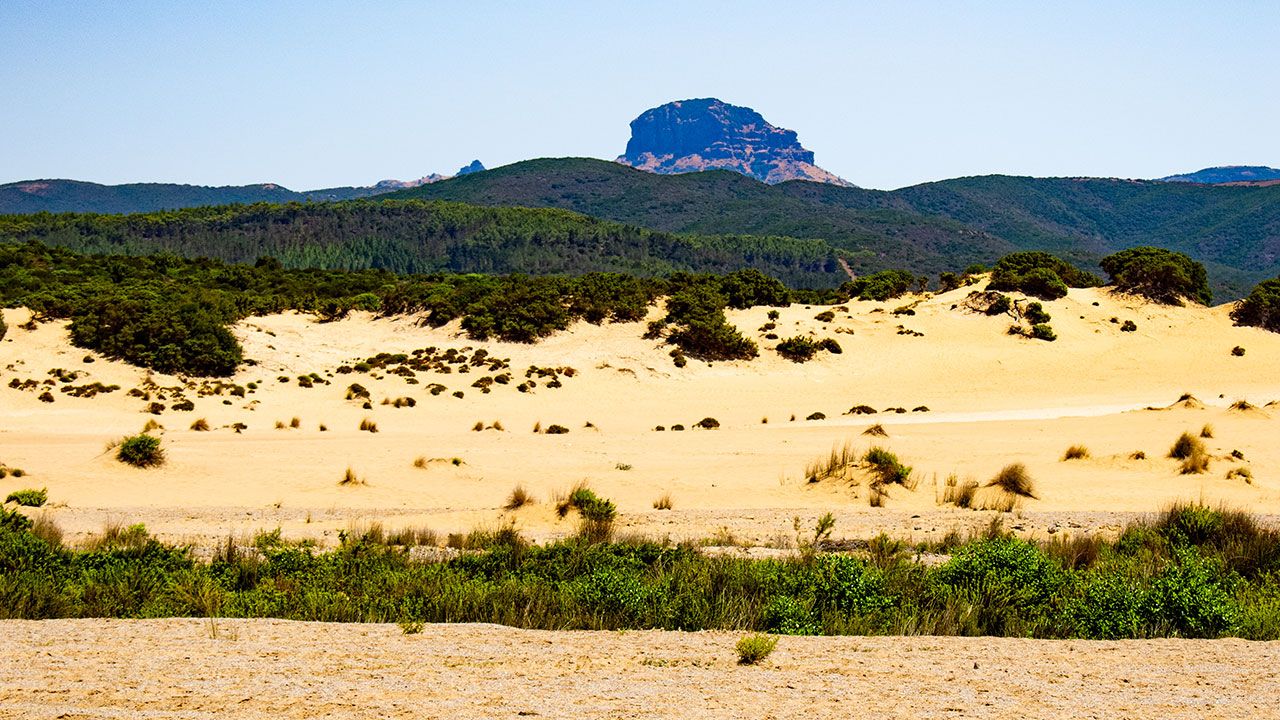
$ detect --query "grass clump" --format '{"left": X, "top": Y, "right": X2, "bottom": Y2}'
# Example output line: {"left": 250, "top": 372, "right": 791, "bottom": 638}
{"left": 504, "top": 485, "right": 534, "bottom": 510}
{"left": 115, "top": 434, "right": 164, "bottom": 468}
{"left": 775, "top": 336, "right": 819, "bottom": 363}
{"left": 653, "top": 493, "right": 673, "bottom": 510}
{"left": 359, "top": 418, "right": 379, "bottom": 433}
{"left": 1200, "top": 424, "right": 1214, "bottom": 439}
{"left": 339, "top": 467, "right": 366, "bottom": 486}
{"left": 864, "top": 447, "right": 912, "bottom": 486}
{"left": 1062, "top": 444, "right": 1090, "bottom": 461}
{"left": 4, "top": 488, "right": 47, "bottom": 507}
{"left": 862, "top": 424, "right": 888, "bottom": 437}
{"left": 735, "top": 634, "right": 778, "bottom": 665}
{"left": 190, "top": 418, "right": 210, "bottom": 431}
{"left": 987, "top": 463, "right": 1037, "bottom": 498}
{"left": 1169, "top": 431, "right": 1210, "bottom": 473}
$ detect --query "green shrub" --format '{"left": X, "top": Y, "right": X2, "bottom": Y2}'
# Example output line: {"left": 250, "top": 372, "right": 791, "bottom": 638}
{"left": 934, "top": 537, "right": 1066, "bottom": 615}
{"left": 115, "top": 434, "right": 164, "bottom": 468}
{"left": 864, "top": 447, "right": 912, "bottom": 486}
{"left": 1232, "top": 277, "right": 1280, "bottom": 332}
{"left": 1146, "top": 548, "right": 1238, "bottom": 637}
{"left": 718, "top": 268, "right": 790, "bottom": 310}
{"left": 4, "top": 488, "right": 46, "bottom": 507}
{"left": 1024, "top": 302, "right": 1051, "bottom": 324}
{"left": 776, "top": 336, "right": 819, "bottom": 363}
{"left": 1100, "top": 247, "right": 1211, "bottom": 305}
{"left": 816, "top": 337, "right": 842, "bottom": 354}
{"left": 1030, "top": 323, "right": 1056, "bottom": 341}
{"left": 840, "top": 270, "right": 917, "bottom": 301}
{"left": 989, "top": 252, "right": 1099, "bottom": 300}
{"left": 735, "top": 634, "right": 778, "bottom": 665}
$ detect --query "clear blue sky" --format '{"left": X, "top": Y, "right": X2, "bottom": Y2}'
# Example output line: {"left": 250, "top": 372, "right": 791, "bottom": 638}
{"left": 2, "top": 1, "right": 1276, "bottom": 190}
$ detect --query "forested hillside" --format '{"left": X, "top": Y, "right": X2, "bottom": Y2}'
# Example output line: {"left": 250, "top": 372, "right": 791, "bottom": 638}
{"left": 0, "top": 200, "right": 843, "bottom": 287}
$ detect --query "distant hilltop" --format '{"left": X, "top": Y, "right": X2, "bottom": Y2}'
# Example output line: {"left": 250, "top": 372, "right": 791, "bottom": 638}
{"left": 617, "top": 98, "right": 853, "bottom": 187}
{"left": 1160, "top": 165, "right": 1280, "bottom": 185}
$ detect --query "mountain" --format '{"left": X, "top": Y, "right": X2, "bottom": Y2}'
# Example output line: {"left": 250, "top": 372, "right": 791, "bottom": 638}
{"left": 1161, "top": 166, "right": 1280, "bottom": 185}
{"left": 456, "top": 160, "right": 486, "bottom": 176}
{"left": 617, "top": 98, "right": 852, "bottom": 187}
{"left": 387, "top": 158, "right": 1280, "bottom": 299}
{"left": 0, "top": 178, "right": 405, "bottom": 215}
{"left": 0, "top": 200, "right": 842, "bottom": 287}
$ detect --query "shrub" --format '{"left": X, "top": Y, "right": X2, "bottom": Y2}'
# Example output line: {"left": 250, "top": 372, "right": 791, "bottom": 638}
{"left": 1231, "top": 345, "right": 1246, "bottom": 356}
{"left": 805, "top": 412, "right": 825, "bottom": 421}
{"left": 775, "top": 336, "right": 819, "bottom": 363}
{"left": 695, "top": 417, "right": 720, "bottom": 430}
{"left": 987, "top": 463, "right": 1037, "bottom": 498}
{"left": 1200, "top": 424, "right": 1214, "bottom": 439}
{"left": 339, "top": 467, "right": 365, "bottom": 486}
{"left": 735, "top": 634, "right": 778, "bottom": 665}
{"left": 398, "top": 620, "right": 424, "bottom": 635}
{"left": 1232, "top": 277, "right": 1280, "bottom": 332}
{"left": 840, "top": 269, "right": 917, "bottom": 301}
{"left": 864, "top": 447, "right": 912, "bottom": 486}
{"left": 652, "top": 493, "right": 673, "bottom": 510}
{"left": 935, "top": 537, "right": 1066, "bottom": 616}
{"left": 989, "top": 252, "right": 1099, "bottom": 300}
{"left": 116, "top": 434, "right": 164, "bottom": 468}
{"left": 359, "top": 418, "right": 378, "bottom": 433}
{"left": 1146, "top": 548, "right": 1239, "bottom": 637}
{"left": 1169, "top": 432, "right": 1203, "bottom": 460}
{"left": 1030, "top": 323, "right": 1056, "bottom": 342}
{"left": 862, "top": 423, "right": 887, "bottom": 437}
{"left": 1100, "top": 247, "right": 1212, "bottom": 305}
{"left": 1024, "top": 302, "right": 1051, "bottom": 325}
{"left": 1121, "top": 320, "right": 1137, "bottom": 332}
{"left": 1062, "top": 445, "right": 1090, "bottom": 461}
{"left": 4, "top": 488, "right": 46, "bottom": 507}
{"left": 816, "top": 337, "right": 842, "bottom": 354}
{"left": 544, "top": 424, "right": 569, "bottom": 435}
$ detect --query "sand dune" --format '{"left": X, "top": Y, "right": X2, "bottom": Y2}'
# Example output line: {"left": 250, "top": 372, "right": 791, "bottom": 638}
{"left": 3, "top": 282, "right": 1279, "bottom": 548}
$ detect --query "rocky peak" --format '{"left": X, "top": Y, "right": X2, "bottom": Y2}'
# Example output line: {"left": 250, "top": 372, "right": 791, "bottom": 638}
{"left": 617, "top": 98, "right": 852, "bottom": 186}
{"left": 456, "top": 160, "right": 486, "bottom": 176}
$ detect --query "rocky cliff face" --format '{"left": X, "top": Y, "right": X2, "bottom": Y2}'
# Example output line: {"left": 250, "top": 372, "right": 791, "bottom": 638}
{"left": 617, "top": 98, "right": 852, "bottom": 186}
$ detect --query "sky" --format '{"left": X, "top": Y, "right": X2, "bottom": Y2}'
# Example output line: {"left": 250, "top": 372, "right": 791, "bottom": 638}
{"left": 2, "top": 1, "right": 1277, "bottom": 190}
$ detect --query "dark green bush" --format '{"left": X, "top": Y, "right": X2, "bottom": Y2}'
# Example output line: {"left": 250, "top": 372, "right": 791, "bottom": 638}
{"left": 1231, "top": 277, "right": 1280, "bottom": 332}
{"left": 776, "top": 336, "right": 819, "bottom": 363}
{"left": 1024, "top": 302, "right": 1051, "bottom": 324}
{"left": 4, "top": 488, "right": 46, "bottom": 507}
{"left": 1030, "top": 323, "right": 1057, "bottom": 341}
{"left": 840, "top": 270, "right": 917, "bottom": 301}
{"left": 989, "top": 252, "right": 1099, "bottom": 300}
{"left": 1100, "top": 247, "right": 1211, "bottom": 305}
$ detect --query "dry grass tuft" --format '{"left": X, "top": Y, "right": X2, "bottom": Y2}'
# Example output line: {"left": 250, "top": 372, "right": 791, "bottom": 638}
{"left": 141, "top": 419, "right": 163, "bottom": 433}
{"left": 803, "top": 441, "right": 858, "bottom": 484}
{"left": 1200, "top": 423, "right": 1214, "bottom": 439}
{"left": 504, "top": 484, "right": 534, "bottom": 510}
{"left": 359, "top": 418, "right": 379, "bottom": 433}
{"left": 189, "top": 418, "right": 210, "bottom": 432}
{"left": 1062, "top": 444, "right": 1090, "bottom": 461}
{"left": 986, "top": 463, "right": 1037, "bottom": 499}
{"left": 862, "top": 423, "right": 888, "bottom": 437}
{"left": 339, "top": 467, "right": 366, "bottom": 486}
{"left": 1226, "top": 467, "right": 1253, "bottom": 483}
{"left": 653, "top": 493, "right": 673, "bottom": 510}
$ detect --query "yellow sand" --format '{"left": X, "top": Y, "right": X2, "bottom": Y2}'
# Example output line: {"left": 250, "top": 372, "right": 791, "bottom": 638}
{"left": 3, "top": 281, "right": 1278, "bottom": 548}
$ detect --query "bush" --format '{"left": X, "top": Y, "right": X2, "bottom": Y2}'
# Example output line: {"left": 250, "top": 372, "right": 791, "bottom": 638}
{"left": 116, "top": 434, "right": 164, "bottom": 468}
{"left": 1232, "top": 277, "right": 1280, "bottom": 332}
{"left": 864, "top": 447, "right": 912, "bottom": 486}
{"left": 934, "top": 537, "right": 1066, "bottom": 616}
{"left": 775, "top": 336, "right": 819, "bottom": 363}
{"left": 1100, "top": 247, "right": 1211, "bottom": 305}
{"left": 1121, "top": 320, "right": 1137, "bottom": 332}
{"left": 1024, "top": 302, "right": 1051, "bottom": 324}
{"left": 1231, "top": 345, "right": 1246, "bottom": 356}
{"left": 735, "top": 634, "right": 778, "bottom": 665}
{"left": 1030, "top": 323, "right": 1056, "bottom": 342}
{"left": 718, "top": 269, "right": 790, "bottom": 309}
{"left": 840, "top": 270, "right": 917, "bottom": 301}
{"left": 4, "top": 488, "right": 46, "bottom": 507}
{"left": 988, "top": 252, "right": 1099, "bottom": 300}
{"left": 1062, "top": 445, "right": 1090, "bottom": 461}
{"left": 695, "top": 417, "right": 720, "bottom": 430}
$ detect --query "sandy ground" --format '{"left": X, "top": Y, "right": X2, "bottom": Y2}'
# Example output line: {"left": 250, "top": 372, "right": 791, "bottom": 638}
{"left": 3, "top": 281, "right": 1280, "bottom": 549}
{"left": 0, "top": 618, "right": 1277, "bottom": 719}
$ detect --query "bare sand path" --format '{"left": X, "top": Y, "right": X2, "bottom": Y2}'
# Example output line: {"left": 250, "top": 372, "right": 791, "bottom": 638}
{"left": 1, "top": 619, "right": 1277, "bottom": 719}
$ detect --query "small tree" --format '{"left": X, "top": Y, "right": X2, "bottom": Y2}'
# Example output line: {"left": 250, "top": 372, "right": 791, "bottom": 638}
{"left": 1231, "top": 277, "right": 1280, "bottom": 332}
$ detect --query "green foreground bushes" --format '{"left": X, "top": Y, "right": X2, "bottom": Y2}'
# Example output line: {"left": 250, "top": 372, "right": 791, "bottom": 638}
{"left": 1, "top": 504, "right": 1276, "bottom": 639}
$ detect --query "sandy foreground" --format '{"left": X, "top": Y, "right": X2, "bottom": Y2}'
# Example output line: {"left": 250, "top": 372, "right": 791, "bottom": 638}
{"left": 0, "top": 618, "right": 1276, "bottom": 719}
{"left": 3, "top": 281, "right": 1280, "bottom": 549}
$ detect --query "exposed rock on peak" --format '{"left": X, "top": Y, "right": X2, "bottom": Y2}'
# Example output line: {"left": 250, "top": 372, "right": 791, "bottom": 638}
{"left": 456, "top": 160, "right": 486, "bottom": 176}
{"left": 617, "top": 98, "right": 853, "bottom": 186}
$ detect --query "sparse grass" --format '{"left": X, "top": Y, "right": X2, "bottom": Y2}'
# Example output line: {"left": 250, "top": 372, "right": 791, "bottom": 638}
{"left": 141, "top": 419, "right": 162, "bottom": 433}
{"left": 987, "top": 463, "right": 1037, "bottom": 498}
{"left": 339, "top": 467, "right": 366, "bottom": 486}
{"left": 1130, "top": 450, "right": 1147, "bottom": 460}
{"left": 290, "top": 417, "right": 301, "bottom": 429}
{"left": 413, "top": 456, "right": 428, "bottom": 469}
{"left": 803, "top": 441, "right": 858, "bottom": 484}
{"left": 736, "top": 634, "right": 778, "bottom": 665}
{"left": 359, "top": 418, "right": 378, "bottom": 433}
{"left": 190, "top": 418, "right": 210, "bottom": 431}
{"left": 275, "top": 421, "right": 287, "bottom": 430}
{"left": 385, "top": 526, "right": 439, "bottom": 546}
{"left": 4, "top": 488, "right": 46, "bottom": 507}
{"left": 492, "top": 420, "right": 504, "bottom": 432}
{"left": 472, "top": 421, "right": 485, "bottom": 432}
{"left": 615, "top": 463, "right": 632, "bottom": 471}
{"left": 115, "top": 434, "right": 164, "bottom": 468}
{"left": 1230, "top": 399, "right": 1256, "bottom": 411}
{"left": 1169, "top": 432, "right": 1202, "bottom": 460}
{"left": 81, "top": 521, "right": 149, "bottom": 552}
{"left": 1200, "top": 424, "right": 1214, "bottom": 439}
{"left": 653, "top": 493, "right": 673, "bottom": 510}
{"left": 1227, "top": 467, "right": 1253, "bottom": 483}
{"left": 504, "top": 485, "right": 533, "bottom": 510}
{"left": 1062, "top": 444, "right": 1090, "bottom": 461}
{"left": 862, "top": 424, "right": 888, "bottom": 437}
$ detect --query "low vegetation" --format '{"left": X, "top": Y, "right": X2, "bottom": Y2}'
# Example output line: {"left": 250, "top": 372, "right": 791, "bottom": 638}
{"left": 4, "top": 488, "right": 46, "bottom": 507}
{"left": 988, "top": 252, "right": 1099, "bottom": 300}
{"left": 1100, "top": 247, "right": 1212, "bottom": 305}
{"left": 2, "top": 504, "right": 1277, "bottom": 639}
{"left": 114, "top": 434, "right": 164, "bottom": 468}
{"left": 1232, "top": 276, "right": 1280, "bottom": 332}
{"left": 735, "top": 634, "right": 778, "bottom": 665}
